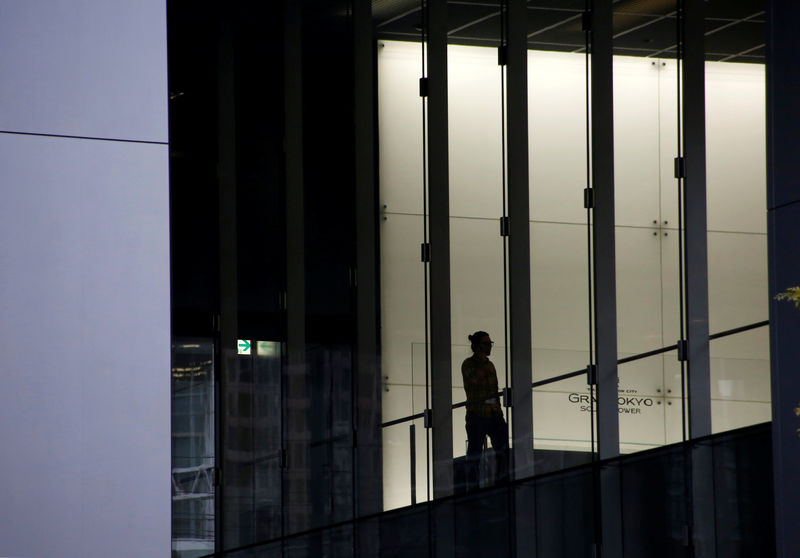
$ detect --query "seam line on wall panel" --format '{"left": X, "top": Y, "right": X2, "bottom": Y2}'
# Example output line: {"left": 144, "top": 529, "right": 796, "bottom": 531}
{"left": 0, "top": 129, "right": 168, "bottom": 145}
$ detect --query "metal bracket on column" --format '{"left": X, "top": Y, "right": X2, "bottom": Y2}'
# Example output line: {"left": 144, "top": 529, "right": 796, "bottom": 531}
{"left": 582, "top": 11, "right": 592, "bottom": 32}
{"left": 421, "top": 242, "right": 431, "bottom": 263}
{"left": 677, "top": 339, "right": 688, "bottom": 362}
{"left": 502, "top": 387, "right": 512, "bottom": 408}
{"left": 423, "top": 408, "right": 432, "bottom": 429}
{"left": 587, "top": 364, "right": 597, "bottom": 386}
{"left": 498, "top": 45, "right": 508, "bottom": 66}
{"left": 419, "top": 77, "right": 429, "bottom": 97}
{"left": 584, "top": 187, "right": 595, "bottom": 209}
{"left": 674, "top": 156, "right": 686, "bottom": 179}
{"left": 500, "top": 216, "right": 510, "bottom": 237}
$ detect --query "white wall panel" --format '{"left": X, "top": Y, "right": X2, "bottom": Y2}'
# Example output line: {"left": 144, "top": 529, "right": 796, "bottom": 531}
{"left": 711, "top": 399, "right": 771, "bottom": 433}
{"left": 704, "top": 61, "right": 769, "bottom": 435}
{"left": 705, "top": 61, "right": 766, "bottom": 234}
{"left": 664, "top": 392, "right": 688, "bottom": 444}
{"left": 449, "top": 217, "right": 506, "bottom": 344}
{"left": 532, "top": 389, "right": 595, "bottom": 452}
{"left": 658, "top": 60, "right": 681, "bottom": 225}
{"left": 448, "top": 46, "right": 503, "bottom": 219}
{"left": 615, "top": 227, "right": 663, "bottom": 354}
{"left": 659, "top": 232, "right": 683, "bottom": 347}
{"left": 382, "top": 384, "right": 417, "bottom": 423}
{"left": 617, "top": 354, "right": 668, "bottom": 449}
{"left": 0, "top": 1, "right": 167, "bottom": 142}
{"left": 614, "top": 56, "right": 661, "bottom": 228}
{"left": 0, "top": 134, "right": 169, "bottom": 558}
{"left": 710, "top": 354, "right": 770, "bottom": 402}
{"left": 378, "top": 41, "right": 425, "bottom": 216}
{"left": 380, "top": 213, "right": 425, "bottom": 386}
{"left": 529, "top": 51, "right": 588, "bottom": 224}
{"left": 709, "top": 326, "right": 769, "bottom": 361}
{"left": 382, "top": 420, "right": 415, "bottom": 509}
{"left": 532, "top": 348, "right": 590, "bottom": 387}
{"left": 707, "top": 231, "right": 768, "bottom": 333}
{"left": 531, "top": 221, "right": 590, "bottom": 351}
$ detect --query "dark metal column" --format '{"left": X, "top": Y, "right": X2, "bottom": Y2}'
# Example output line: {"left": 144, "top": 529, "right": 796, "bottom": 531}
{"left": 507, "top": 0, "right": 534, "bottom": 482}
{"left": 507, "top": 4, "right": 536, "bottom": 557}
{"left": 427, "top": 0, "right": 454, "bottom": 499}
{"left": 216, "top": 15, "right": 237, "bottom": 553}
{"left": 590, "top": 2, "right": 622, "bottom": 557}
{"left": 284, "top": 0, "right": 309, "bottom": 535}
{"left": 681, "top": 3, "right": 714, "bottom": 556}
{"left": 353, "top": 0, "right": 383, "bottom": 518}
{"left": 767, "top": 2, "right": 800, "bottom": 556}
{"left": 682, "top": 0, "right": 712, "bottom": 439}
{"left": 506, "top": 2, "right": 536, "bottom": 553}
{"left": 590, "top": 0, "right": 619, "bottom": 461}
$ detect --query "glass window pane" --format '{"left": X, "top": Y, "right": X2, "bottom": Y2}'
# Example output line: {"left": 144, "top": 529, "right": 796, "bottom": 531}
{"left": 618, "top": 351, "right": 677, "bottom": 453}
{"left": 703, "top": 0, "right": 769, "bottom": 437}
{"left": 533, "top": 375, "right": 595, "bottom": 475}
{"left": 378, "top": 40, "right": 431, "bottom": 507}
{"left": 447, "top": 22, "right": 509, "bottom": 493}
{"left": 528, "top": 19, "right": 591, "bottom": 476}
{"left": 710, "top": 328, "right": 771, "bottom": 433}
{"left": 172, "top": 339, "right": 215, "bottom": 558}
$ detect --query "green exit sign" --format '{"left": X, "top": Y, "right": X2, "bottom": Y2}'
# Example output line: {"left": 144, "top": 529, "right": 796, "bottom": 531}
{"left": 237, "top": 339, "right": 251, "bottom": 355}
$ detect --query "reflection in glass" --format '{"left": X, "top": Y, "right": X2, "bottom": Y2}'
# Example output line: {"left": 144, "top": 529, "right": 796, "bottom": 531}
{"left": 253, "top": 342, "right": 283, "bottom": 540}
{"left": 172, "top": 339, "right": 215, "bottom": 558}
{"left": 620, "top": 445, "right": 688, "bottom": 556}
{"left": 222, "top": 341, "right": 283, "bottom": 547}
{"left": 533, "top": 467, "right": 596, "bottom": 555}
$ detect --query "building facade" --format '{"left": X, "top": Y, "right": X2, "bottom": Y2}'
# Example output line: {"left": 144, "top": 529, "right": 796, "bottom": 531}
{"left": 1, "top": 1, "right": 798, "bottom": 557}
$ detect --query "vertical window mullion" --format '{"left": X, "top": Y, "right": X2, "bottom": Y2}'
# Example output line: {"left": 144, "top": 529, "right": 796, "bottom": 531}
{"left": 427, "top": 0, "right": 454, "bottom": 499}
{"left": 506, "top": 0, "right": 533, "bottom": 481}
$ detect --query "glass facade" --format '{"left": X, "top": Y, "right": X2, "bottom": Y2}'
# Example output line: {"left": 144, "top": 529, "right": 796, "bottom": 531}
{"left": 378, "top": 3, "right": 768, "bottom": 501}
{"left": 172, "top": 340, "right": 216, "bottom": 558}
{"left": 167, "top": 0, "right": 776, "bottom": 556}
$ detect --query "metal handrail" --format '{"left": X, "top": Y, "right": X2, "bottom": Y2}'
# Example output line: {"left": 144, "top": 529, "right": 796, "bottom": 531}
{"left": 380, "top": 320, "right": 769, "bottom": 428}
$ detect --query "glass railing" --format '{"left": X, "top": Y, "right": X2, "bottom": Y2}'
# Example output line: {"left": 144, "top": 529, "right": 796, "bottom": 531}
{"left": 709, "top": 322, "right": 771, "bottom": 434}
{"left": 381, "top": 320, "right": 769, "bottom": 507}
{"left": 203, "top": 420, "right": 773, "bottom": 558}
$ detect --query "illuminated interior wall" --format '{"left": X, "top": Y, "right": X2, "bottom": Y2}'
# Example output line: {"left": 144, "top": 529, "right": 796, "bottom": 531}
{"left": 378, "top": 40, "right": 768, "bottom": 510}
{"left": 0, "top": 2, "right": 169, "bottom": 557}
